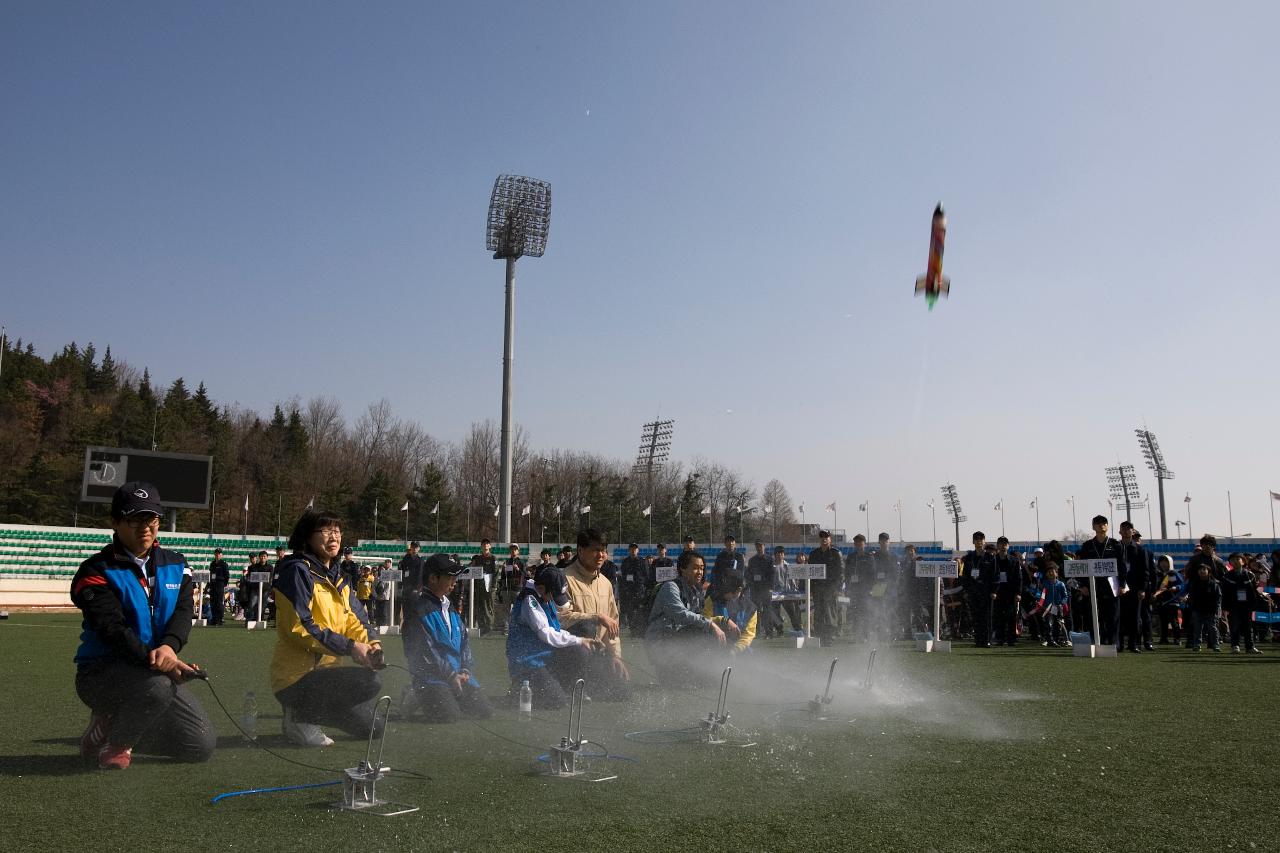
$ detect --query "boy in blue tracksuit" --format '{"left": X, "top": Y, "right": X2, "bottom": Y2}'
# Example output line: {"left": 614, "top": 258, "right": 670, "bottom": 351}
{"left": 506, "top": 567, "right": 602, "bottom": 709}
{"left": 70, "top": 482, "right": 215, "bottom": 770}
{"left": 402, "top": 554, "right": 492, "bottom": 722}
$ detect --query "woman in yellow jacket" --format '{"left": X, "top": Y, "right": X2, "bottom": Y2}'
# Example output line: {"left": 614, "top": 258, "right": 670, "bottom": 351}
{"left": 270, "top": 509, "right": 383, "bottom": 747}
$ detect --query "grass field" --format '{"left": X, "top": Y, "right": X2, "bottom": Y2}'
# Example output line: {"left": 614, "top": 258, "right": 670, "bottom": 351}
{"left": 1, "top": 614, "right": 1276, "bottom": 853}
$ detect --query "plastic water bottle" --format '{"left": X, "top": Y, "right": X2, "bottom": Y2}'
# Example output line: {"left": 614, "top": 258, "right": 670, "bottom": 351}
{"left": 518, "top": 680, "right": 532, "bottom": 718}
{"left": 241, "top": 691, "right": 258, "bottom": 738}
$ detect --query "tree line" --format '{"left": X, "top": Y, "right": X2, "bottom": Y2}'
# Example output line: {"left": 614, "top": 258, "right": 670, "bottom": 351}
{"left": 0, "top": 335, "right": 803, "bottom": 545}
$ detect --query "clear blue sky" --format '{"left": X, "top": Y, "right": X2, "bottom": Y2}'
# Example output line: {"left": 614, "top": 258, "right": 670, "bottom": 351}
{"left": 4, "top": 1, "right": 1278, "bottom": 543}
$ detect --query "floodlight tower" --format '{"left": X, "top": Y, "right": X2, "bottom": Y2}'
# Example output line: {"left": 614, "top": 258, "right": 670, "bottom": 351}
{"left": 1135, "top": 428, "right": 1174, "bottom": 539}
{"left": 633, "top": 419, "right": 674, "bottom": 498}
{"left": 487, "top": 175, "right": 552, "bottom": 544}
{"left": 1105, "top": 464, "right": 1144, "bottom": 527}
{"left": 940, "top": 484, "right": 966, "bottom": 551}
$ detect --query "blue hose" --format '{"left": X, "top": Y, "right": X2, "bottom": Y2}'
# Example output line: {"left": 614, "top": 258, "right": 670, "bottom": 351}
{"left": 211, "top": 779, "right": 343, "bottom": 804}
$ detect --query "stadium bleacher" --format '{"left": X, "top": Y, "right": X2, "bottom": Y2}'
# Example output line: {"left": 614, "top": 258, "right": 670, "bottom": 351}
{"left": 1, "top": 523, "right": 1274, "bottom": 608}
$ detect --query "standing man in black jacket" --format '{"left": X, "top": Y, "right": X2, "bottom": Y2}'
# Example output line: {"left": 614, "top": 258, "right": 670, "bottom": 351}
{"left": 746, "top": 541, "right": 779, "bottom": 638}
{"left": 207, "top": 548, "right": 230, "bottom": 626}
{"left": 1077, "top": 515, "right": 1127, "bottom": 650}
{"left": 961, "top": 532, "right": 997, "bottom": 647}
{"left": 990, "top": 537, "right": 1022, "bottom": 646}
{"left": 1116, "top": 522, "right": 1150, "bottom": 652}
{"left": 807, "top": 531, "right": 844, "bottom": 647}
{"left": 618, "top": 543, "right": 650, "bottom": 636}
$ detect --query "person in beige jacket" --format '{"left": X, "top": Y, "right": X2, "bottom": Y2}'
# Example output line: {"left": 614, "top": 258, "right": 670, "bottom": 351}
{"left": 559, "top": 528, "right": 632, "bottom": 700}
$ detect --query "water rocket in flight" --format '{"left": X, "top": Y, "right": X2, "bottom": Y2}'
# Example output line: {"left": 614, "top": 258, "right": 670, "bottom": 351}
{"left": 914, "top": 203, "right": 950, "bottom": 310}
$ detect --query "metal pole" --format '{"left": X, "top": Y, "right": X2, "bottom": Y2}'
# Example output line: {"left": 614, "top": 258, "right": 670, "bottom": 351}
{"left": 1034, "top": 498, "right": 1040, "bottom": 543}
{"left": 1070, "top": 497, "right": 1077, "bottom": 539}
{"left": 1089, "top": 575, "right": 1101, "bottom": 648}
{"left": 210, "top": 491, "right": 216, "bottom": 536}
{"left": 498, "top": 256, "right": 517, "bottom": 546}
{"left": 1186, "top": 497, "right": 1193, "bottom": 539}
{"left": 1227, "top": 490, "right": 1234, "bottom": 541}
{"left": 999, "top": 500, "right": 1005, "bottom": 538}
{"left": 931, "top": 504, "right": 936, "bottom": 543}
{"left": 167, "top": 508, "right": 177, "bottom": 533}
{"left": 404, "top": 509, "right": 409, "bottom": 542}
{"left": 1145, "top": 498, "right": 1153, "bottom": 539}
{"left": 1270, "top": 492, "right": 1276, "bottom": 541}
{"left": 953, "top": 517, "right": 960, "bottom": 552}
{"left": 1157, "top": 475, "right": 1168, "bottom": 539}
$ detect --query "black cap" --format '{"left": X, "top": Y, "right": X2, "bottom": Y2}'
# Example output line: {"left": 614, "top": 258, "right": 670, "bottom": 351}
{"left": 878, "top": 532, "right": 890, "bottom": 541}
{"left": 342, "top": 546, "right": 353, "bottom": 554}
{"left": 112, "top": 482, "right": 163, "bottom": 518}
{"left": 425, "top": 553, "right": 466, "bottom": 577}
{"left": 535, "top": 566, "right": 571, "bottom": 606}
{"left": 818, "top": 530, "right": 831, "bottom": 538}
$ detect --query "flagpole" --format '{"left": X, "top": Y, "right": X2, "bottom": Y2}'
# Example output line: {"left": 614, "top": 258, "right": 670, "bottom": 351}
{"left": 404, "top": 505, "right": 409, "bottom": 542}
{"left": 373, "top": 499, "right": 378, "bottom": 542}
{"left": 435, "top": 508, "right": 440, "bottom": 544}
{"left": 1000, "top": 500, "right": 1005, "bottom": 538}
{"left": 243, "top": 496, "right": 248, "bottom": 538}
{"left": 1270, "top": 492, "right": 1276, "bottom": 541}
{"left": 1034, "top": 498, "right": 1040, "bottom": 542}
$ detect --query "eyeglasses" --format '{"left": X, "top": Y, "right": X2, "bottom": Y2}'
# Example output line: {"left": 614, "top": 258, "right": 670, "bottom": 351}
{"left": 123, "top": 515, "right": 160, "bottom": 528}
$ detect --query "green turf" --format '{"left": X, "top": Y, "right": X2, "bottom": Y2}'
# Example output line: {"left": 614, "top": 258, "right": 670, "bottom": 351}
{"left": 1, "top": 615, "right": 1276, "bottom": 852}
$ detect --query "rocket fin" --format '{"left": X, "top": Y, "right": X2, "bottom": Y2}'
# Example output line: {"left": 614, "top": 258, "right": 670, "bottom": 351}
{"left": 914, "top": 275, "right": 927, "bottom": 295}
{"left": 938, "top": 276, "right": 950, "bottom": 296}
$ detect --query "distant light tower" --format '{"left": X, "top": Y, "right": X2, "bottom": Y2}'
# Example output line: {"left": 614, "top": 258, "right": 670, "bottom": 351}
{"left": 940, "top": 484, "right": 965, "bottom": 551}
{"left": 633, "top": 419, "right": 674, "bottom": 512}
{"left": 1136, "top": 428, "right": 1175, "bottom": 539}
{"left": 926, "top": 500, "right": 937, "bottom": 543}
{"left": 1105, "top": 464, "right": 1144, "bottom": 527}
{"left": 487, "top": 175, "right": 552, "bottom": 545}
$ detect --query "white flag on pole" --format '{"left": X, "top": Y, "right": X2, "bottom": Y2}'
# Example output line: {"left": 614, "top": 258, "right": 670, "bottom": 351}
{"left": 430, "top": 502, "right": 439, "bottom": 515}
{"left": 700, "top": 505, "right": 711, "bottom": 516}
{"left": 1270, "top": 491, "right": 1280, "bottom": 501}
{"left": 400, "top": 501, "right": 409, "bottom": 512}
{"left": 306, "top": 495, "right": 315, "bottom": 509}
{"left": 581, "top": 505, "right": 592, "bottom": 514}
{"left": 243, "top": 495, "right": 249, "bottom": 512}
{"left": 857, "top": 502, "right": 866, "bottom": 512}
{"left": 1029, "top": 499, "right": 1036, "bottom": 508}
{"left": 553, "top": 504, "right": 561, "bottom": 514}
{"left": 493, "top": 505, "right": 500, "bottom": 517}
{"left": 642, "top": 505, "right": 652, "bottom": 517}
{"left": 994, "top": 501, "right": 1002, "bottom": 511}
{"left": 521, "top": 505, "right": 531, "bottom": 517}
{"left": 827, "top": 502, "right": 837, "bottom": 512}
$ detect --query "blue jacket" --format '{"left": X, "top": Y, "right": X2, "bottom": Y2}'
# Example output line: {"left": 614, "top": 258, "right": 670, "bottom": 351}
{"left": 403, "top": 590, "right": 478, "bottom": 687}
{"left": 71, "top": 540, "right": 193, "bottom": 667}
{"left": 506, "top": 589, "right": 560, "bottom": 677}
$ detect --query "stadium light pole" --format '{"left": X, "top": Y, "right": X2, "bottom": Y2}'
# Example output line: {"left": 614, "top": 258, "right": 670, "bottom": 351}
{"left": 926, "top": 500, "right": 936, "bottom": 543}
{"left": 1066, "top": 496, "right": 1078, "bottom": 540}
{"left": 1184, "top": 493, "right": 1193, "bottom": 539}
{"left": 486, "top": 175, "right": 552, "bottom": 547}
{"left": 941, "top": 484, "right": 965, "bottom": 552}
{"left": 1105, "top": 464, "right": 1143, "bottom": 528}
{"left": 1136, "top": 428, "right": 1174, "bottom": 539}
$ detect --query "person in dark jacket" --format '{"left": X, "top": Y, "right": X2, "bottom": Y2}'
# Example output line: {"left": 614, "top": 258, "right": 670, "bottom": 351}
{"left": 712, "top": 535, "right": 746, "bottom": 597}
{"left": 71, "top": 482, "right": 214, "bottom": 770}
{"left": 1222, "top": 553, "right": 1263, "bottom": 654}
{"left": 403, "top": 554, "right": 492, "bottom": 721}
{"left": 1076, "top": 515, "right": 1127, "bottom": 648}
{"left": 807, "top": 531, "right": 844, "bottom": 647}
{"left": 844, "top": 534, "right": 875, "bottom": 641}
{"left": 618, "top": 543, "right": 650, "bottom": 636}
{"left": 1117, "top": 522, "right": 1151, "bottom": 652}
{"left": 469, "top": 539, "right": 498, "bottom": 636}
{"left": 1186, "top": 562, "right": 1222, "bottom": 651}
{"left": 746, "top": 541, "right": 780, "bottom": 638}
{"left": 991, "top": 537, "right": 1023, "bottom": 646}
{"left": 207, "top": 547, "right": 230, "bottom": 626}
{"left": 339, "top": 546, "right": 360, "bottom": 588}
{"left": 961, "top": 532, "right": 997, "bottom": 647}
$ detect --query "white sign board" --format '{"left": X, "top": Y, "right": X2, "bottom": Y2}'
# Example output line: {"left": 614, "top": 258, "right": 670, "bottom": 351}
{"left": 248, "top": 572, "right": 272, "bottom": 584}
{"left": 788, "top": 564, "right": 827, "bottom": 581}
{"left": 378, "top": 570, "right": 404, "bottom": 583}
{"left": 914, "top": 560, "right": 959, "bottom": 578}
{"left": 191, "top": 570, "right": 211, "bottom": 583}
{"left": 457, "top": 565, "right": 486, "bottom": 582}
{"left": 1064, "top": 559, "right": 1116, "bottom": 578}
{"left": 654, "top": 566, "right": 678, "bottom": 582}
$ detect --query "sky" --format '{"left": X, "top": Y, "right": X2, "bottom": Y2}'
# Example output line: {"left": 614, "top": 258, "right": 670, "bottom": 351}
{"left": 4, "top": 1, "right": 1278, "bottom": 544}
